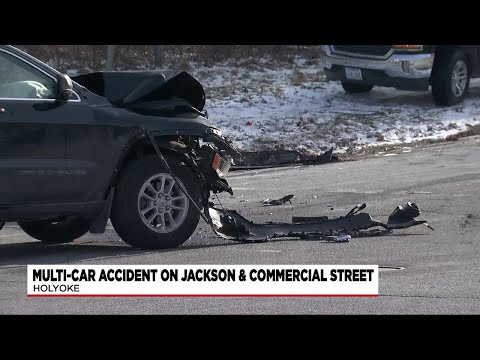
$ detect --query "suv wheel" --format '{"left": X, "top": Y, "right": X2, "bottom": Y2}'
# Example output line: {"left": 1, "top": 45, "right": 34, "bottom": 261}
{"left": 432, "top": 49, "right": 470, "bottom": 106}
{"left": 110, "top": 156, "right": 202, "bottom": 249}
{"left": 341, "top": 82, "right": 374, "bottom": 93}
{"left": 18, "top": 216, "right": 90, "bottom": 243}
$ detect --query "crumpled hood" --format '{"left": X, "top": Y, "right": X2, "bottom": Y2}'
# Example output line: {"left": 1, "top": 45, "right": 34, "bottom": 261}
{"left": 72, "top": 70, "right": 206, "bottom": 111}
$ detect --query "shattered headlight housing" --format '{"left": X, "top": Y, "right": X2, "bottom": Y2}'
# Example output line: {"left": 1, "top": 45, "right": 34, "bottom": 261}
{"left": 198, "top": 143, "right": 233, "bottom": 178}
{"left": 202, "top": 126, "right": 242, "bottom": 161}
{"left": 211, "top": 152, "right": 232, "bottom": 177}
{"left": 207, "top": 127, "right": 223, "bottom": 137}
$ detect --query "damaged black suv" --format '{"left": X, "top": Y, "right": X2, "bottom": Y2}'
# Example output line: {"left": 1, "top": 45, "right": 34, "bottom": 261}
{"left": 0, "top": 45, "right": 238, "bottom": 249}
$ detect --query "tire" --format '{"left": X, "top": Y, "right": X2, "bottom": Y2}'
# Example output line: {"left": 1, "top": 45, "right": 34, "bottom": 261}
{"left": 18, "top": 216, "right": 90, "bottom": 243}
{"left": 341, "top": 82, "right": 374, "bottom": 94}
{"left": 110, "top": 155, "right": 202, "bottom": 250}
{"left": 431, "top": 49, "right": 470, "bottom": 106}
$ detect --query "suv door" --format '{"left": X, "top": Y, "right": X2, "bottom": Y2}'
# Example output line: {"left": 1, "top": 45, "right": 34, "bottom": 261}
{"left": 0, "top": 48, "right": 80, "bottom": 205}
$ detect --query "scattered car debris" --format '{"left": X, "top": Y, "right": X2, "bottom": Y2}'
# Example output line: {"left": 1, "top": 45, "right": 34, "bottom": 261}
{"left": 302, "top": 233, "right": 351, "bottom": 243}
{"left": 233, "top": 147, "right": 339, "bottom": 169}
{"left": 262, "top": 195, "right": 294, "bottom": 206}
{"left": 292, "top": 216, "right": 329, "bottom": 223}
{"left": 317, "top": 147, "right": 334, "bottom": 163}
{"left": 387, "top": 202, "right": 434, "bottom": 230}
{"left": 207, "top": 202, "right": 433, "bottom": 243}
{"left": 325, "top": 235, "right": 351, "bottom": 243}
{"left": 348, "top": 229, "right": 393, "bottom": 237}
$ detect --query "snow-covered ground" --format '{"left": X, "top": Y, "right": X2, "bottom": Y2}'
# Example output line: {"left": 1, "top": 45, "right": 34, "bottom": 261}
{"left": 190, "top": 57, "right": 480, "bottom": 154}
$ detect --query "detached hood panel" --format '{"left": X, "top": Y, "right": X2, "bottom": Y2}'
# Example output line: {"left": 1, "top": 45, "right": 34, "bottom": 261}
{"left": 72, "top": 70, "right": 206, "bottom": 111}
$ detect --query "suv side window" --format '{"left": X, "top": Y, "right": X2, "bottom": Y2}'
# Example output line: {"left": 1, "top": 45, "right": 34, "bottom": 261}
{"left": 0, "top": 50, "right": 56, "bottom": 99}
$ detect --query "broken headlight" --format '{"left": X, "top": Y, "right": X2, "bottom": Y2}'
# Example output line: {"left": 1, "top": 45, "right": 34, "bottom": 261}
{"left": 198, "top": 143, "right": 233, "bottom": 178}
{"left": 207, "top": 127, "right": 223, "bottom": 137}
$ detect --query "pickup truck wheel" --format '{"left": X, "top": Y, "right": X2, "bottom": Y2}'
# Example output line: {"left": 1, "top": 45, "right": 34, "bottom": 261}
{"left": 432, "top": 50, "right": 470, "bottom": 106}
{"left": 341, "top": 82, "right": 374, "bottom": 93}
{"left": 110, "top": 156, "right": 202, "bottom": 249}
{"left": 17, "top": 216, "right": 90, "bottom": 243}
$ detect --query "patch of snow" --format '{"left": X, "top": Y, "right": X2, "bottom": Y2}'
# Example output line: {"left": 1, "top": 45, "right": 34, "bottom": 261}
{"left": 188, "top": 61, "right": 480, "bottom": 153}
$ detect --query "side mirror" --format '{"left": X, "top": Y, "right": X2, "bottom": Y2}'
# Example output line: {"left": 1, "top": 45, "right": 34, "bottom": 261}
{"left": 56, "top": 73, "right": 73, "bottom": 101}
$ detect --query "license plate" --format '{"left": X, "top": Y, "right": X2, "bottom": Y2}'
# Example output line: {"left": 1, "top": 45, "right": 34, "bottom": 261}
{"left": 345, "top": 67, "right": 363, "bottom": 81}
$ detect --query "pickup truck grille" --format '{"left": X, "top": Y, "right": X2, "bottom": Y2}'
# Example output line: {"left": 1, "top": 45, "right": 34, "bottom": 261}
{"left": 332, "top": 45, "right": 393, "bottom": 57}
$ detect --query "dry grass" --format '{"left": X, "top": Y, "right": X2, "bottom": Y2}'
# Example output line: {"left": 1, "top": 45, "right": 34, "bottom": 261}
{"left": 446, "top": 124, "right": 480, "bottom": 141}
{"left": 290, "top": 69, "right": 308, "bottom": 86}
{"left": 306, "top": 70, "right": 327, "bottom": 82}
{"left": 178, "top": 60, "right": 192, "bottom": 72}
{"left": 15, "top": 45, "right": 323, "bottom": 73}
{"left": 254, "top": 136, "right": 287, "bottom": 151}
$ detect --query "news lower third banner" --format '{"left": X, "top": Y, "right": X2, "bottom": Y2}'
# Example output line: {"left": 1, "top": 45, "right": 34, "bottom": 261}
{"left": 27, "top": 265, "right": 379, "bottom": 297}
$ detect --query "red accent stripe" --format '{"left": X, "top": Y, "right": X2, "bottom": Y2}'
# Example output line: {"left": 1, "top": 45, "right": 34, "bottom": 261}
{"left": 28, "top": 294, "right": 378, "bottom": 298}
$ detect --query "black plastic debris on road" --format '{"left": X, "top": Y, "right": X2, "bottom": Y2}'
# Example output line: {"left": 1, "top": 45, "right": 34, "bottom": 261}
{"left": 388, "top": 202, "right": 435, "bottom": 230}
{"left": 233, "top": 147, "right": 338, "bottom": 169}
{"left": 262, "top": 195, "right": 294, "bottom": 206}
{"left": 208, "top": 202, "right": 434, "bottom": 243}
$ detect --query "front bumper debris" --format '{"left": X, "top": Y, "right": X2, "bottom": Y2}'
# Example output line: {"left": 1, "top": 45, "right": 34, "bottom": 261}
{"left": 145, "top": 129, "right": 433, "bottom": 244}
{"left": 263, "top": 195, "right": 294, "bottom": 206}
{"left": 208, "top": 202, "right": 433, "bottom": 243}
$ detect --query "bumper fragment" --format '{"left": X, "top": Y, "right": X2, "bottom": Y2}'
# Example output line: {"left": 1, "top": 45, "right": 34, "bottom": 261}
{"left": 208, "top": 202, "right": 432, "bottom": 242}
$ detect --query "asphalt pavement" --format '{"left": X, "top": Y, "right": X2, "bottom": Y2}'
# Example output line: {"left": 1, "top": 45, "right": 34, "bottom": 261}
{"left": 1, "top": 136, "right": 479, "bottom": 314}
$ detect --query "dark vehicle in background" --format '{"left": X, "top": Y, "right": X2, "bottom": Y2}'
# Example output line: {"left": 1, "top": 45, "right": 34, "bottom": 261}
{"left": 0, "top": 45, "right": 237, "bottom": 249}
{"left": 322, "top": 45, "right": 480, "bottom": 105}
